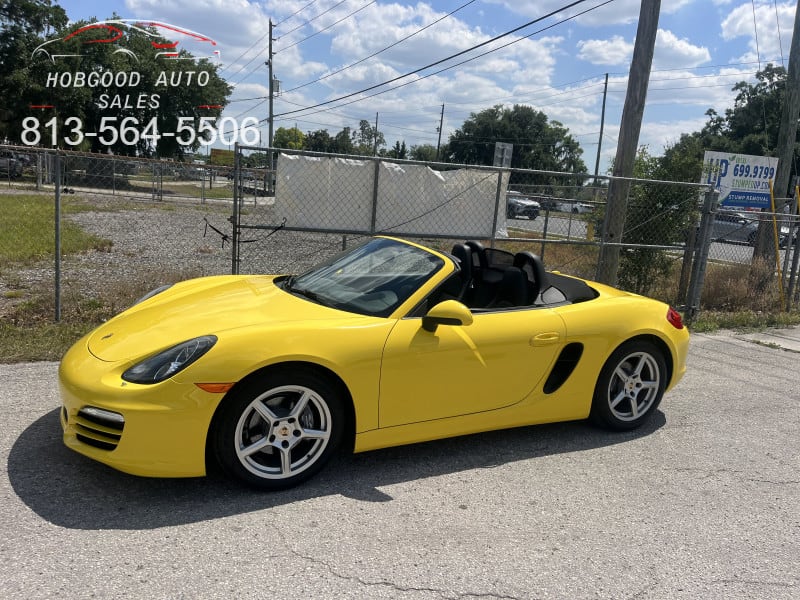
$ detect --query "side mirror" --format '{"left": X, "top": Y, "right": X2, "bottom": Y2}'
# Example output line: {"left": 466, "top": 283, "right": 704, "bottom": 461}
{"left": 422, "top": 300, "right": 473, "bottom": 333}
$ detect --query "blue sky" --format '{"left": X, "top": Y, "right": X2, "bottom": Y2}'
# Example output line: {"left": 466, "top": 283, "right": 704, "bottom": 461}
{"left": 50, "top": 1, "right": 797, "bottom": 173}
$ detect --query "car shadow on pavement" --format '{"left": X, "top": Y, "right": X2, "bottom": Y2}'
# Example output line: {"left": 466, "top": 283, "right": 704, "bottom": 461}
{"left": 8, "top": 408, "right": 665, "bottom": 530}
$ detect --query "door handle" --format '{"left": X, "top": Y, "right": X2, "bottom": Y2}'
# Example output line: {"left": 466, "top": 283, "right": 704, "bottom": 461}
{"left": 531, "top": 332, "right": 561, "bottom": 346}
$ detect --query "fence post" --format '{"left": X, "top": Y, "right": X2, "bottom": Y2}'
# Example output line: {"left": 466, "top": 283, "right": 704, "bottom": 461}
{"left": 54, "top": 153, "right": 62, "bottom": 323}
{"left": 490, "top": 170, "right": 505, "bottom": 248}
{"left": 370, "top": 158, "right": 380, "bottom": 234}
{"left": 151, "top": 163, "right": 157, "bottom": 201}
{"left": 231, "top": 143, "right": 240, "bottom": 275}
{"left": 684, "top": 189, "right": 718, "bottom": 324}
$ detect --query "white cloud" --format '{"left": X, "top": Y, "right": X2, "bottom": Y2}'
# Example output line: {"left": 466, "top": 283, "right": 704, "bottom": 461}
{"left": 482, "top": 0, "right": 693, "bottom": 26}
{"left": 577, "top": 29, "right": 709, "bottom": 68}
{"left": 653, "top": 29, "right": 710, "bottom": 68}
{"left": 577, "top": 35, "right": 633, "bottom": 65}
{"left": 721, "top": 1, "right": 795, "bottom": 63}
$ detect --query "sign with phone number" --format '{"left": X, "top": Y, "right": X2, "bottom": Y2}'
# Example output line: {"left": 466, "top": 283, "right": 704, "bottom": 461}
{"left": 701, "top": 151, "right": 778, "bottom": 209}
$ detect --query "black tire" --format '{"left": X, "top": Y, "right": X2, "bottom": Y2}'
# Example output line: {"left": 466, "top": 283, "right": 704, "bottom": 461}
{"left": 589, "top": 340, "right": 667, "bottom": 431}
{"left": 507, "top": 207, "right": 516, "bottom": 219}
{"left": 212, "top": 367, "right": 345, "bottom": 490}
{"left": 747, "top": 231, "right": 757, "bottom": 246}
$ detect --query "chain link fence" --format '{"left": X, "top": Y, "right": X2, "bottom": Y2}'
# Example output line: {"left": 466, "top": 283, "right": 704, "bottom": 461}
{"left": 231, "top": 145, "right": 714, "bottom": 310}
{"left": 1, "top": 142, "right": 798, "bottom": 327}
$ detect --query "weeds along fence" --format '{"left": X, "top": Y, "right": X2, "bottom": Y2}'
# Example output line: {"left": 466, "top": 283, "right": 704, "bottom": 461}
{"left": 1, "top": 142, "right": 799, "bottom": 325}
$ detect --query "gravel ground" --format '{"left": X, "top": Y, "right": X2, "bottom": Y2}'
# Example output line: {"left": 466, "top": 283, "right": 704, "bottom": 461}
{"left": 1, "top": 194, "right": 349, "bottom": 319}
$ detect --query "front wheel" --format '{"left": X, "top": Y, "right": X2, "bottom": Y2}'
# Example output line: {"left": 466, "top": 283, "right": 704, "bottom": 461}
{"left": 590, "top": 340, "right": 667, "bottom": 431}
{"left": 212, "top": 367, "right": 345, "bottom": 490}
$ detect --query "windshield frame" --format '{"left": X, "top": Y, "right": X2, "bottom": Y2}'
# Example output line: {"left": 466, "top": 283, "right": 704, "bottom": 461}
{"left": 282, "top": 237, "right": 446, "bottom": 317}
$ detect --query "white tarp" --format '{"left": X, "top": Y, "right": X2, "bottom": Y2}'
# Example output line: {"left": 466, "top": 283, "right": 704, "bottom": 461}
{"left": 274, "top": 153, "right": 374, "bottom": 230}
{"left": 275, "top": 153, "right": 508, "bottom": 237}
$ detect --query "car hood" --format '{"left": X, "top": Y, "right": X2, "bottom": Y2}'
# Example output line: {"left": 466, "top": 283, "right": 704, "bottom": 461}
{"left": 87, "top": 275, "right": 356, "bottom": 362}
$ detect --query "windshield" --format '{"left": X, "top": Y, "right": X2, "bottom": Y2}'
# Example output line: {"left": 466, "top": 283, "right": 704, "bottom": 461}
{"left": 284, "top": 238, "right": 445, "bottom": 317}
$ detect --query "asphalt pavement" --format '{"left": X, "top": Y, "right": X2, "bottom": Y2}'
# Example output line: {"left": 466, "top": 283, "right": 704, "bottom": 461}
{"left": 1, "top": 328, "right": 798, "bottom": 599}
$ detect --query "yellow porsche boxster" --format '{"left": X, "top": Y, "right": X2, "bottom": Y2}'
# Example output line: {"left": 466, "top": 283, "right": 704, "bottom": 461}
{"left": 59, "top": 236, "right": 689, "bottom": 490}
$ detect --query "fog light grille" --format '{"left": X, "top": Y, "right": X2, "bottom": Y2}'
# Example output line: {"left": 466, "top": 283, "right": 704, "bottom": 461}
{"left": 75, "top": 406, "right": 125, "bottom": 451}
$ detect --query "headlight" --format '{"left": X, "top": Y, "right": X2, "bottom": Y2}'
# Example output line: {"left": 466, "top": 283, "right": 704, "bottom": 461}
{"left": 122, "top": 336, "right": 217, "bottom": 384}
{"left": 134, "top": 284, "right": 173, "bottom": 306}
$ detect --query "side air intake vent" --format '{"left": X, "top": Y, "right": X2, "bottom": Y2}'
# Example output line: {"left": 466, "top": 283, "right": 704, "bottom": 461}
{"left": 543, "top": 343, "right": 584, "bottom": 394}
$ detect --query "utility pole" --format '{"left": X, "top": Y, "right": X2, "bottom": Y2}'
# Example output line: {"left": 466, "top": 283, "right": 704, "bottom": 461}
{"left": 267, "top": 19, "right": 275, "bottom": 195}
{"left": 593, "top": 73, "right": 609, "bottom": 184}
{"left": 436, "top": 103, "right": 445, "bottom": 160}
{"left": 268, "top": 19, "right": 274, "bottom": 150}
{"left": 774, "top": 0, "right": 800, "bottom": 199}
{"left": 596, "top": 1, "right": 660, "bottom": 285}
{"left": 757, "top": 0, "right": 800, "bottom": 260}
{"left": 373, "top": 112, "right": 379, "bottom": 156}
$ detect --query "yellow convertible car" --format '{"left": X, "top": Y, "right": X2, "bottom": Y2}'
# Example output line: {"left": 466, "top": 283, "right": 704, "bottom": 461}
{"left": 59, "top": 236, "right": 689, "bottom": 490}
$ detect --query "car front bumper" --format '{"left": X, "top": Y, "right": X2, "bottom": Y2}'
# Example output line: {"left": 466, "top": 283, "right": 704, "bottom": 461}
{"left": 58, "top": 337, "right": 223, "bottom": 478}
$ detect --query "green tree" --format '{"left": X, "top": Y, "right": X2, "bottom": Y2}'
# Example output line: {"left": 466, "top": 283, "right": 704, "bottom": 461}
{"left": 273, "top": 126, "right": 305, "bottom": 149}
{"left": 446, "top": 104, "right": 587, "bottom": 179}
{"left": 304, "top": 128, "right": 335, "bottom": 152}
{"left": 352, "top": 119, "right": 384, "bottom": 155}
{"left": 383, "top": 140, "right": 407, "bottom": 159}
{"left": 658, "top": 65, "right": 794, "bottom": 185}
{"left": 332, "top": 127, "right": 355, "bottom": 154}
{"left": 0, "top": 0, "right": 67, "bottom": 141}
{"left": 410, "top": 143, "right": 438, "bottom": 161}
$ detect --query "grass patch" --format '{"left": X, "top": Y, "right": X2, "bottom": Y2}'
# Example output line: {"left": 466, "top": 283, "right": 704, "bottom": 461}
{"left": 0, "top": 195, "right": 112, "bottom": 263}
{"left": 0, "top": 266, "right": 206, "bottom": 362}
{"left": 0, "top": 321, "right": 95, "bottom": 363}
{"left": 689, "top": 310, "right": 800, "bottom": 333}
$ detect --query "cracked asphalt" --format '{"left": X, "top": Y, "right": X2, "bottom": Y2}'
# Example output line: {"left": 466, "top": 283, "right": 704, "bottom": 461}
{"left": 1, "top": 330, "right": 798, "bottom": 599}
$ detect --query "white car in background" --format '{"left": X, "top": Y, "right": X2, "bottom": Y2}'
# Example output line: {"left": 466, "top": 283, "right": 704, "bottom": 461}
{"left": 557, "top": 200, "right": 594, "bottom": 214}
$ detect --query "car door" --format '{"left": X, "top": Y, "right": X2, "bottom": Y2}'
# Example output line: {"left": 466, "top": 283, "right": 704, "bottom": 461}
{"left": 378, "top": 307, "right": 566, "bottom": 427}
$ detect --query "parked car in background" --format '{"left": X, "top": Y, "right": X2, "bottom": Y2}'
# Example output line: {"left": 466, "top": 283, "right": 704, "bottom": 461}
{"left": 0, "top": 149, "right": 22, "bottom": 177}
{"left": 506, "top": 191, "right": 540, "bottom": 220}
{"left": 556, "top": 200, "right": 594, "bottom": 214}
{"left": 711, "top": 210, "right": 759, "bottom": 245}
{"left": 535, "top": 196, "right": 560, "bottom": 211}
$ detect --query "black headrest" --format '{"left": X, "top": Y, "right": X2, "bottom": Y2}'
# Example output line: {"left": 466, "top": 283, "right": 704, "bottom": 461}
{"left": 450, "top": 243, "right": 472, "bottom": 282}
{"left": 513, "top": 251, "right": 547, "bottom": 300}
{"left": 464, "top": 240, "right": 487, "bottom": 270}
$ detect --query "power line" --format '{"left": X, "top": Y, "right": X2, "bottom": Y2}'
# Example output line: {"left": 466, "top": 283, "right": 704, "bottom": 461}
{"left": 283, "top": 0, "right": 478, "bottom": 94}
{"left": 273, "top": 0, "right": 603, "bottom": 119}
{"left": 276, "top": 1, "right": 376, "bottom": 53}
{"left": 274, "top": 0, "right": 320, "bottom": 28}
{"left": 275, "top": 0, "right": 613, "bottom": 123}
{"left": 277, "top": 0, "right": 349, "bottom": 39}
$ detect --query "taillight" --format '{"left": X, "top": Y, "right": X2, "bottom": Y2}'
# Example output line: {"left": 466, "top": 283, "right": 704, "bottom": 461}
{"left": 666, "top": 307, "right": 684, "bottom": 329}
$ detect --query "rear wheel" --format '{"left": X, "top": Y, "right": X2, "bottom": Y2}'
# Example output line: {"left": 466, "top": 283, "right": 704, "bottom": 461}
{"left": 590, "top": 340, "right": 666, "bottom": 430}
{"left": 212, "top": 367, "right": 345, "bottom": 490}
